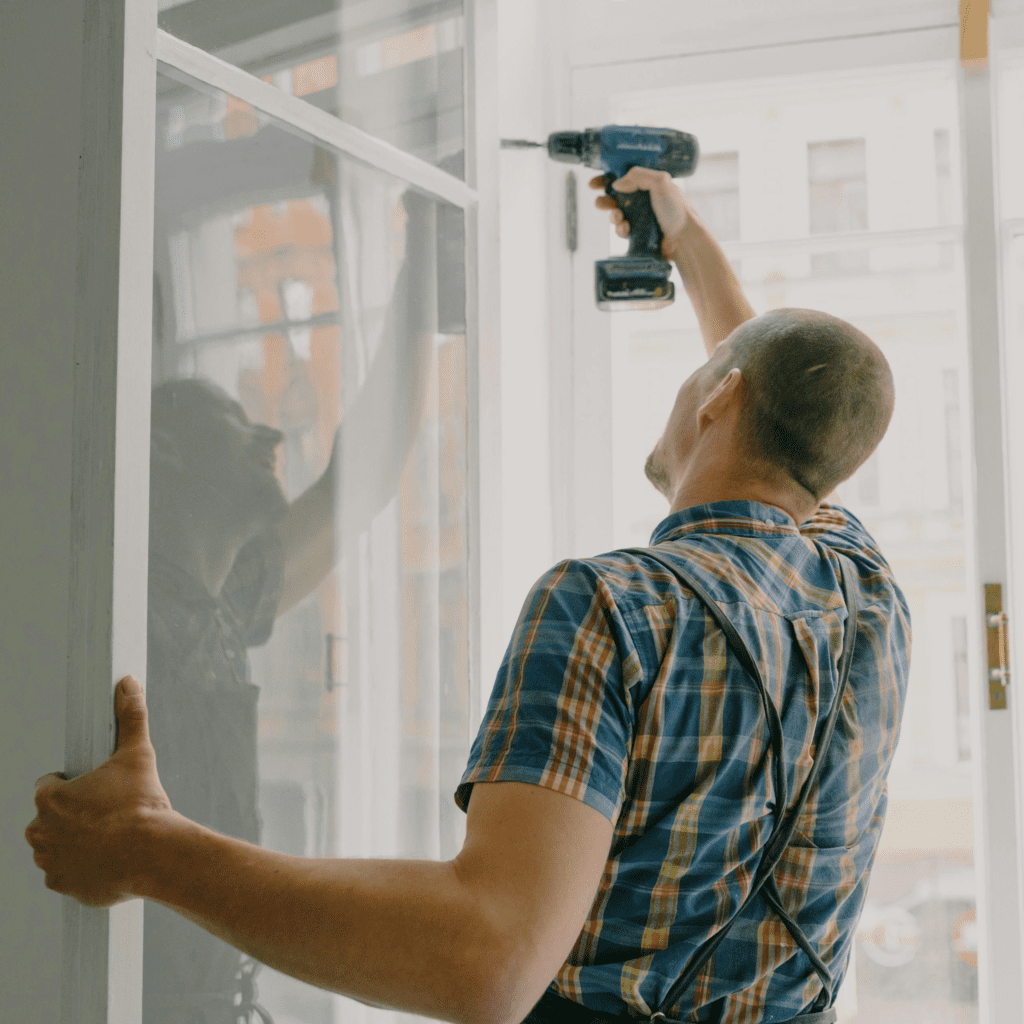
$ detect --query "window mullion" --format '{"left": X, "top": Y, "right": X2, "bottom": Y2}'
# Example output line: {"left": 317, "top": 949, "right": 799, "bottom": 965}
{"left": 462, "top": 0, "right": 503, "bottom": 717}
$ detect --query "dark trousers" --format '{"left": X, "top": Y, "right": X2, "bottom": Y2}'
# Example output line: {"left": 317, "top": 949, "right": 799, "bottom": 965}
{"left": 522, "top": 989, "right": 838, "bottom": 1024}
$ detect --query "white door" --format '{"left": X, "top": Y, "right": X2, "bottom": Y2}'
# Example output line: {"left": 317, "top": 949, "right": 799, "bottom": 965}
{"left": 560, "top": 24, "right": 1022, "bottom": 1024}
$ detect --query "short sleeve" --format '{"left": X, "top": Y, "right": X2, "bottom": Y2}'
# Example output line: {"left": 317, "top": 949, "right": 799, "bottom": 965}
{"left": 221, "top": 529, "right": 286, "bottom": 647}
{"left": 455, "top": 559, "right": 635, "bottom": 824}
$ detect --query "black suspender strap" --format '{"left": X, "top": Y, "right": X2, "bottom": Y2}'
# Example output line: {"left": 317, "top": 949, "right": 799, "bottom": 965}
{"left": 620, "top": 549, "right": 860, "bottom": 1022}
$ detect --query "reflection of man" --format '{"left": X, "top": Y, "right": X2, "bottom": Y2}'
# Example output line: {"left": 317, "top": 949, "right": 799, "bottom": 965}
{"left": 144, "top": 380, "right": 293, "bottom": 1024}
{"left": 141, "top": 188, "right": 434, "bottom": 1022}
{"left": 30, "top": 170, "right": 909, "bottom": 1024}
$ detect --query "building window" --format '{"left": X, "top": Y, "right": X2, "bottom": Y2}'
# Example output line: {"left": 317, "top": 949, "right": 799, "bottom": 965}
{"left": 944, "top": 367, "right": 964, "bottom": 517}
{"left": 935, "top": 128, "right": 956, "bottom": 267}
{"left": 952, "top": 615, "right": 971, "bottom": 762}
{"left": 808, "top": 138, "right": 868, "bottom": 276}
{"left": 685, "top": 151, "right": 740, "bottom": 241}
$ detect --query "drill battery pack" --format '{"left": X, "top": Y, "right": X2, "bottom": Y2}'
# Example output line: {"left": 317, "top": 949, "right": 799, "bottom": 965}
{"left": 595, "top": 256, "right": 675, "bottom": 311}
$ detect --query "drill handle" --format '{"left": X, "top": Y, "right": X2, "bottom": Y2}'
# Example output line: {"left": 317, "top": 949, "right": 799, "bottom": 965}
{"left": 606, "top": 180, "right": 666, "bottom": 262}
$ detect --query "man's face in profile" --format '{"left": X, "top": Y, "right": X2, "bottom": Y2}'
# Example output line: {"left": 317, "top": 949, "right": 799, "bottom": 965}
{"left": 644, "top": 335, "right": 740, "bottom": 502}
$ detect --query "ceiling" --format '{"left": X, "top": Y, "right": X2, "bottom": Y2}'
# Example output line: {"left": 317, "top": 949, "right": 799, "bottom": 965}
{"left": 565, "top": 0, "right": 1024, "bottom": 69}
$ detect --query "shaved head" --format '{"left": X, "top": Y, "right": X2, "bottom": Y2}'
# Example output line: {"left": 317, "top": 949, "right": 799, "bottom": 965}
{"left": 708, "top": 308, "right": 894, "bottom": 499}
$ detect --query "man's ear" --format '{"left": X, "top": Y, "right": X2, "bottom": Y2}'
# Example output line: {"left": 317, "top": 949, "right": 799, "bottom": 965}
{"left": 696, "top": 368, "right": 742, "bottom": 429}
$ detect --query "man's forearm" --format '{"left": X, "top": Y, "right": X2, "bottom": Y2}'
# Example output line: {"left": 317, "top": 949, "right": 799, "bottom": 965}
{"left": 668, "top": 214, "right": 755, "bottom": 357}
{"left": 134, "top": 812, "right": 507, "bottom": 1024}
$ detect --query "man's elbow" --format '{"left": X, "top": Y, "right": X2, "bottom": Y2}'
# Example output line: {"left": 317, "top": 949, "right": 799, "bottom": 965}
{"left": 453, "top": 927, "right": 550, "bottom": 1024}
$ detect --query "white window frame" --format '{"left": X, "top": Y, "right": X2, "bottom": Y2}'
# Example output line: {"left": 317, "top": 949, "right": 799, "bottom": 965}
{"left": 65, "top": 0, "right": 501, "bottom": 1020}
{"left": 554, "top": 19, "right": 1024, "bottom": 1023}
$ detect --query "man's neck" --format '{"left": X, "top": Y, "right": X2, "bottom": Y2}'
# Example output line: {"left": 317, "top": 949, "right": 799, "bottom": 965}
{"left": 669, "top": 465, "right": 818, "bottom": 525}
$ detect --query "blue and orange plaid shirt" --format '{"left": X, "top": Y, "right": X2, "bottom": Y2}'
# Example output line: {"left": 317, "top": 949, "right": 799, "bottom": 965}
{"left": 456, "top": 501, "right": 910, "bottom": 1023}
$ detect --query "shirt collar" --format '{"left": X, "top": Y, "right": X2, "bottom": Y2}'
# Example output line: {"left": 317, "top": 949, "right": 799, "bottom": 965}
{"left": 649, "top": 500, "right": 799, "bottom": 545}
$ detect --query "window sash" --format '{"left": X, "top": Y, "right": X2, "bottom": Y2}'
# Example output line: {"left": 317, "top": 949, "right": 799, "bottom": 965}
{"left": 70, "top": 1, "right": 499, "bottom": 1021}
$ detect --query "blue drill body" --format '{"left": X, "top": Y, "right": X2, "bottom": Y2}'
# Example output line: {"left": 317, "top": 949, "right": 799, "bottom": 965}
{"left": 547, "top": 125, "right": 699, "bottom": 309}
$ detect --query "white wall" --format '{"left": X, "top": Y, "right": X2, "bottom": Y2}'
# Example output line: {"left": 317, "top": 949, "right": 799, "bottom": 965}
{"left": 0, "top": 0, "right": 86, "bottom": 1019}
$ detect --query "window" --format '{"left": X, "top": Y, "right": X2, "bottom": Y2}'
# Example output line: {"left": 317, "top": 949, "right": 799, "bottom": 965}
{"left": 54, "top": 0, "right": 496, "bottom": 1021}
{"left": 148, "top": 60, "right": 474, "bottom": 1024}
{"left": 808, "top": 138, "right": 869, "bottom": 276}
{"left": 944, "top": 367, "right": 964, "bottom": 517}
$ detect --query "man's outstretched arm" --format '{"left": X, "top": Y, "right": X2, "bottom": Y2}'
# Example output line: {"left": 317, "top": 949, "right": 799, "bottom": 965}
{"left": 592, "top": 167, "right": 755, "bottom": 356}
{"left": 27, "top": 678, "right": 613, "bottom": 1024}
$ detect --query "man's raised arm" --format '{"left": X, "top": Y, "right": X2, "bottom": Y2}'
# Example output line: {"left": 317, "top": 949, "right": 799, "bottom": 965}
{"left": 592, "top": 169, "right": 843, "bottom": 508}
{"left": 592, "top": 167, "right": 755, "bottom": 356}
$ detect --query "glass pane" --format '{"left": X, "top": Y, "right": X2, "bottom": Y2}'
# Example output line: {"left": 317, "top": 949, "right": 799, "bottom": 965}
{"left": 157, "top": 0, "right": 465, "bottom": 177}
{"left": 149, "top": 68, "right": 469, "bottom": 1024}
{"left": 609, "top": 65, "right": 977, "bottom": 1023}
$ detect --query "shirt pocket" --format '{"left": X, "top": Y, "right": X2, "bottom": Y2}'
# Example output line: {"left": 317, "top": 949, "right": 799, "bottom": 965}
{"left": 775, "top": 829, "right": 863, "bottom": 896}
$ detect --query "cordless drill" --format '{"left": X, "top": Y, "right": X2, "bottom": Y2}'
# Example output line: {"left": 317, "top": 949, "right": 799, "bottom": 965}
{"left": 547, "top": 126, "right": 699, "bottom": 310}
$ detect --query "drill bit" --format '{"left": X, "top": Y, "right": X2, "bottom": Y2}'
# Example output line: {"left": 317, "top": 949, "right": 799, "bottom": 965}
{"left": 501, "top": 138, "right": 545, "bottom": 149}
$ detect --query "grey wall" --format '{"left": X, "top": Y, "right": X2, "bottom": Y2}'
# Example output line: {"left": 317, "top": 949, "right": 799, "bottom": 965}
{"left": 0, "top": 0, "right": 86, "bottom": 1018}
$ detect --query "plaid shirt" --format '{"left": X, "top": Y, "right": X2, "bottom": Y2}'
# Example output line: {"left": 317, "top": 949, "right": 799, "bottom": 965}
{"left": 456, "top": 501, "right": 910, "bottom": 1024}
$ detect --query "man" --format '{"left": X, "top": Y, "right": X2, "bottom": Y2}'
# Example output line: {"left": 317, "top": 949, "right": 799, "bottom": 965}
{"left": 27, "top": 167, "right": 909, "bottom": 1024}
{"left": 141, "top": 188, "right": 435, "bottom": 1022}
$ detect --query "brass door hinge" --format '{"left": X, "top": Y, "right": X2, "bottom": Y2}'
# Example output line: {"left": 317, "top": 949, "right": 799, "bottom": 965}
{"left": 985, "top": 583, "right": 1009, "bottom": 710}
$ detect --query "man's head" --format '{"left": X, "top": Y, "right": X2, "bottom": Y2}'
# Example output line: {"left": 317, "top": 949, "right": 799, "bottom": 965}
{"left": 646, "top": 308, "right": 895, "bottom": 510}
{"left": 150, "top": 378, "right": 288, "bottom": 531}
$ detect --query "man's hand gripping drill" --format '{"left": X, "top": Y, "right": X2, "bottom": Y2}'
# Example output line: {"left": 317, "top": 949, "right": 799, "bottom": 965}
{"left": 591, "top": 165, "right": 696, "bottom": 262}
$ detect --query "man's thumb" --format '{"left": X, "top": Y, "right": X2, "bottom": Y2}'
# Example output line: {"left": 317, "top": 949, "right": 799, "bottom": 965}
{"left": 115, "top": 676, "right": 151, "bottom": 750}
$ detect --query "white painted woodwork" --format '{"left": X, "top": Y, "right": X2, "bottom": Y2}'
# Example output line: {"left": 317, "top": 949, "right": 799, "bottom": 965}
{"left": 63, "top": 0, "right": 156, "bottom": 1019}
{"left": 958, "top": 60, "right": 1024, "bottom": 1021}
{"left": 465, "top": 0, "right": 505, "bottom": 704}
{"left": 995, "top": 29, "right": 1024, "bottom": 1007}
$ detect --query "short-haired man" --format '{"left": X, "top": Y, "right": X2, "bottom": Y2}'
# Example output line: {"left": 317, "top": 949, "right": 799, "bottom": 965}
{"left": 28, "top": 167, "right": 909, "bottom": 1024}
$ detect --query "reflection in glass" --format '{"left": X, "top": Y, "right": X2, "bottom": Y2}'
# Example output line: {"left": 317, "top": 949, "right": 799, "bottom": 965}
{"left": 157, "top": 0, "right": 465, "bottom": 176}
{"left": 611, "top": 66, "right": 977, "bottom": 1023}
{"left": 149, "top": 69, "right": 469, "bottom": 1024}
{"left": 808, "top": 138, "right": 868, "bottom": 277}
